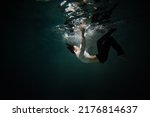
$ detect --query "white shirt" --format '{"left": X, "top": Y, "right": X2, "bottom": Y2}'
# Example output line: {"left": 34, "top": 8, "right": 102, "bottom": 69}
{"left": 78, "top": 50, "right": 93, "bottom": 63}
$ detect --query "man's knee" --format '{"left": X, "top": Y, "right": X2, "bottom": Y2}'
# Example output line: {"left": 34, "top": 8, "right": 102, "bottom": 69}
{"left": 96, "top": 54, "right": 108, "bottom": 63}
{"left": 99, "top": 56, "right": 108, "bottom": 63}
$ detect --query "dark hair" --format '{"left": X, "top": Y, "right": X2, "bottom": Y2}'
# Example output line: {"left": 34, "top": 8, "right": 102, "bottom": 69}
{"left": 66, "top": 44, "right": 75, "bottom": 54}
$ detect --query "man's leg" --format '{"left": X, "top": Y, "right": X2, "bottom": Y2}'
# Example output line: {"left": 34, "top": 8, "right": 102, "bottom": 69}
{"left": 96, "top": 28, "right": 116, "bottom": 63}
{"left": 109, "top": 36, "right": 125, "bottom": 56}
{"left": 96, "top": 35, "right": 112, "bottom": 63}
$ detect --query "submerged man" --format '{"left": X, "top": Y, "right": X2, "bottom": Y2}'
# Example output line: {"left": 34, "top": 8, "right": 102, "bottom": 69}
{"left": 66, "top": 21, "right": 125, "bottom": 63}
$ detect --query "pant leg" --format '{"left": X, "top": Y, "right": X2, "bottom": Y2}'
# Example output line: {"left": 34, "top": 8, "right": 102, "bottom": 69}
{"left": 96, "top": 35, "right": 112, "bottom": 63}
{"left": 109, "top": 36, "right": 125, "bottom": 56}
{"left": 96, "top": 28, "right": 124, "bottom": 63}
{"left": 96, "top": 28, "right": 116, "bottom": 63}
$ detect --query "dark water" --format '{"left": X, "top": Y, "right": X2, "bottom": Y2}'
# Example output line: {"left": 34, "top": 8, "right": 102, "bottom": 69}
{"left": 1, "top": 0, "right": 150, "bottom": 99}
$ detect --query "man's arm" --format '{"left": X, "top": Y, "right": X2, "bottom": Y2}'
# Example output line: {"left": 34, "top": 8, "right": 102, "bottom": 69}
{"left": 79, "top": 28, "right": 86, "bottom": 56}
{"left": 78, "top": 25, "right": 99, "bottom": 63}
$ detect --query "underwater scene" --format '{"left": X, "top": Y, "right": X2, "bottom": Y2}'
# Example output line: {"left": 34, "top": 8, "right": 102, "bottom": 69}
{"left": 1, "top": 0, "right": 150, "bottom": 99}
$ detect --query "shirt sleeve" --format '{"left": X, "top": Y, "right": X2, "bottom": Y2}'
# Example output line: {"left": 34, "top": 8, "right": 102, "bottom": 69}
{"left": 79, "top": 29, "right": 86, "bottom": 57}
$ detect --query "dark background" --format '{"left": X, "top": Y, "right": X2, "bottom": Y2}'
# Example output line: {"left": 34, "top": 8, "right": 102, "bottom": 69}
{"left": 1, "top": 0, "right": 150, "bottom": 99}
